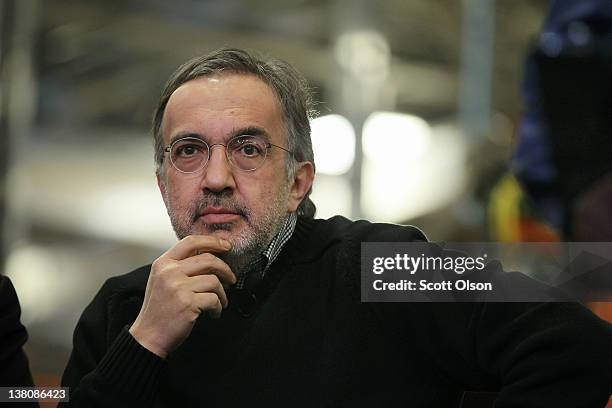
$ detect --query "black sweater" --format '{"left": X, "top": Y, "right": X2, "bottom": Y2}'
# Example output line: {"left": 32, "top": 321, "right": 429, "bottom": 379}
{"left": 0, "top": 275, "right": 38, "bottom": 408}
{"left": 61, "top": 216, "right": 612, "bottom": 407}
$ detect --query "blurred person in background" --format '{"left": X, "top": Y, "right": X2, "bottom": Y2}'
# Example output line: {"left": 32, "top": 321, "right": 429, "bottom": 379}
{"left": 488, "top": 2, "right": 612, "bottom": 405}
{"left": 59, "top": 48, "right": 612, "bottom": 407}
{"left": 513, "top": 0, "right": 612, "bottom": 241}
{"left": 505, "top": 0, "right": 612, "bottom": 323}
{"left": 0, "top": 274, "right": 38, "bottom": 407}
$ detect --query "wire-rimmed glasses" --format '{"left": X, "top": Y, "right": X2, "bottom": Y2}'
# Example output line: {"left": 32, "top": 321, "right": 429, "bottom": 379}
{"left": 164, "top": 134, "right": 293, "bottom": 173}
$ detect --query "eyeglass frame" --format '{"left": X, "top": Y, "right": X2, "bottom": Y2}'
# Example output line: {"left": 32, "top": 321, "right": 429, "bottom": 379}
{"left": 163, "top": 134, "right": 295, "bottom": 173}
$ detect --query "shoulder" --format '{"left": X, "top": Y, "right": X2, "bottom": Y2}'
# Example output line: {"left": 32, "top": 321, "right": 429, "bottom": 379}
{"left": 0, "top": 274, "right": 19, "bottom": 310}
{"left": 290, "top": 216, "right": 427, "bottom": 264}
{"left": 311, "top": 215, "right": 428, "bottom": 243}
{"left": 291, "top": 215, "right": 427, "bottom": 269}
{"left": 0, "top": 276, "right": 34, "bottom": 386}
{"left": 0, "top": 275, "right": 27, "bottom": 340}
{"left": 74, "top": 265, "right": 152, "bottom": 348}
{"left": 101, "top": 264, "right": 152, "bottom": 295}
{"left": 94, "top": 264, "right": 152, "bottom": 316}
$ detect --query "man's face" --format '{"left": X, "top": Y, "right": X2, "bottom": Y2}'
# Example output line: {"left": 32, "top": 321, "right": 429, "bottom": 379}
{"left": 158, "top": 74, "right": 293, "bottom": 272}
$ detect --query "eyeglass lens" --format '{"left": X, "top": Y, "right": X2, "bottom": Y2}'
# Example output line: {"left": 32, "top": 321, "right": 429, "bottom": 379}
{"left": 170, "top": 135, "right": 269, "bottom": 172}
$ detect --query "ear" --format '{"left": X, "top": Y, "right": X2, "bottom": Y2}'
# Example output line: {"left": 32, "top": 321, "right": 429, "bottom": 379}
{"left": 287, "top": 161, "right": 315, "bottom": 212}
{"left": 156, "top": 171, "right": 169, "bottom": 208}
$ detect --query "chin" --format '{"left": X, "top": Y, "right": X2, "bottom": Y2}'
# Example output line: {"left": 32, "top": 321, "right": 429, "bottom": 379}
{"left": 203, "top": 222, "right": 236, "bottom": 232}
{"left": 198, "top": 222, "right": 246, "bottom": 242}
{"left": 194, "top": 216, "right": 243, "bottom": 234}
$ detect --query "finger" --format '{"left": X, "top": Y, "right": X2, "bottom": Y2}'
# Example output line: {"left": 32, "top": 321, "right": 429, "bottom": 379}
{"left": 185, "top": 274, "right": 228, "bottom": 308}
{"left": 194, "top": 292, "right": 223, "bottom": 319}
{"left": 180, "top": 253, "right": 236, "bottom": 284}
{"left": 163, "top": 235, "right": 232, "bottom": 261}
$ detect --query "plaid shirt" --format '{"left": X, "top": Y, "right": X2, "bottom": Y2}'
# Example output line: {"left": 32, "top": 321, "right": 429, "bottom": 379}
{"left": 234, "top": 212, "right": 297, "bottom": 290}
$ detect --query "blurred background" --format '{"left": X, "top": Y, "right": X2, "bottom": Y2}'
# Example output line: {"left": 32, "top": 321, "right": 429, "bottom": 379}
{"left": 0, "top": 0, "right": 590, "bottom": 394}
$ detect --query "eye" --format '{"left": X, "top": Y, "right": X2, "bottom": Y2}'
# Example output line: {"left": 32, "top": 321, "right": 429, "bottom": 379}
{"left": 232, "top": 136, "right": 265, "bottom": 157}
{"left": 239, "top": 142, "right": 262, "bottom": 157}
{"left": 173, "top": 140, "right": 205, "bottom": 158}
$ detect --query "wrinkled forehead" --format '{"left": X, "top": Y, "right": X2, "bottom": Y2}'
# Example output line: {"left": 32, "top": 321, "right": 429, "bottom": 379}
{"left": 161, "top": 73, "right": 286, "bottom": 144}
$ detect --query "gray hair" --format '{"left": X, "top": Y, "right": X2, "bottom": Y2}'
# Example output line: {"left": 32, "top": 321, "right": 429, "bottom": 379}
{"left": 152, "top": 48, "right": 316, "bottom": 218}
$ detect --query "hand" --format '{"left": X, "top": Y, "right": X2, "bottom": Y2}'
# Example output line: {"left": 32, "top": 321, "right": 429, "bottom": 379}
{"left": 129, "top": 235, "right": 236, "bottom": 358}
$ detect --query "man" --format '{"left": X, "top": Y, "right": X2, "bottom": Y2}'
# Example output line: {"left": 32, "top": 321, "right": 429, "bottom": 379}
{"left": 61, "top": 49, "right": 612, "bottom": 407}
{"left": 512, "top": 0, "right": 612, "bottom": 322}
{"left": 0, "top": 274, "right": 38, "bottom": 408}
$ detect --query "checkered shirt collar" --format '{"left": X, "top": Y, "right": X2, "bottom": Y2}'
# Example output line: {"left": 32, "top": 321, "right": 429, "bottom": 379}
{"left": 234, "top": 212, "right": 297, "bottom": 289}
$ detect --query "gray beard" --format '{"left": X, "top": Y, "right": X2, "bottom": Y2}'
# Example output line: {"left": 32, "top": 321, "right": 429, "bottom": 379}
{"left": 166, "top": 185, "right": 289, "bottom": 276}
{"left": 215, "top": 229, "right": 267, "bottom": 277}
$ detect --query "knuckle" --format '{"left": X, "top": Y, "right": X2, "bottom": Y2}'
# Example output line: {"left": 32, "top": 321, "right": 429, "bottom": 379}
{"left": 203, "top": 293, "right": 218, "bottom": 307}
{"left": 151, "top": 258, "right": 167, "bottom": 274}
{"left": 200, "top": 252, "right": 215, "bottom": 263}
{"left": 179, "top": 235, "right": 195, "bottom": 249}
{"left": 182, "top": 235, "right": 196, "bottom": 244}
{"left": 157, "top": 261, "right": 174, "bottom": 275}
{"left": 185, "top": 235, "right": 201, "bottom": 248}
{"left": 176, "top": 290, "right": 192, "bottom": 308}
{"left": 204, "top": 293, "right": 218, "bottom": 307}
{"left": 166, "top": 277, "right": 181, "bottom": 293}
{"left": 158, "top": 268, "right": 177, "bottom": 286}
{"left": 205, "top": 274, "right": 220, "bottom": 286}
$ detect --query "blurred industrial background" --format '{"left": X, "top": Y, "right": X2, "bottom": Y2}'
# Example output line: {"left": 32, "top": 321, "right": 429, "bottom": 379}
{"left": 1, "top": 0, "right": 552, "bottom": 391}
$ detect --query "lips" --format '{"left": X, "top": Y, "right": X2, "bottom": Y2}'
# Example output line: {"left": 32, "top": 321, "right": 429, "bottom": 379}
{"left": 199, "top": 207, "right": 241, "bottom": 224}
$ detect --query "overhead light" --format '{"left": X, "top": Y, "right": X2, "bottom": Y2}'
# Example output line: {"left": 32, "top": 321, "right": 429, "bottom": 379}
{"left": 311, "top": 114, "right": 355, "bottom": 175}
{"left": 335, "top": 29, "right": 391, "bottom": 81}
{"left": 362, "top": 111, "right": 432, "bottom": 162}
{"left": 361, "top": 123, "right": 467, "bottom": 222}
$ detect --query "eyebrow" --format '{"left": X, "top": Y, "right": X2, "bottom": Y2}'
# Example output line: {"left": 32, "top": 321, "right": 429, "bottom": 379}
{"left": 168, "top": 132, "right": 204, "bottom": 146}
{"left": 229, "top": 126, "right": 271, "bottom": 142}
{"left": 168, "top": 126, "right": 272, "bottom": 146}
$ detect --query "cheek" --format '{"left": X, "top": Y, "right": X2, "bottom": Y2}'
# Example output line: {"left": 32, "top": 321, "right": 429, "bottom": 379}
{"left": 235, "top": 170, "right": 286, "bottom": 210}
{"left": 236, "top": 178, "right": 269, "bottom": 209}
{"left": 165, "top": 175, "right": 201, "bottom": 208}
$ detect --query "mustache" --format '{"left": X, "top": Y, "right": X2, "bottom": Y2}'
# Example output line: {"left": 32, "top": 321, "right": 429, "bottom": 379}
{"left": 191, "top": 193, "right": 250, "bottom": 221}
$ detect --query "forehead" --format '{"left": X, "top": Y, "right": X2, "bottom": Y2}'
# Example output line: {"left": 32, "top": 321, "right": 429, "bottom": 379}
{"left": 161, "top": 73, "right": 284, "bottom": 143}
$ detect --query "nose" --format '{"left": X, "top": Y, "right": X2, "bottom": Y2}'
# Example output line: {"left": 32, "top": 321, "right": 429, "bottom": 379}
{"left": 200, "top": 144, "right": 236, "bottom": 193}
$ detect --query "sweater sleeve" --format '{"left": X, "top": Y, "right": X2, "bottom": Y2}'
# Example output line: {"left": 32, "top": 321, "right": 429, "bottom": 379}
{"left": 394, "top": 289, "right": 612, "bottom": 407}
{"left": 473, "top": 301, "right": 612, "bottom": 407}
{"left": 357, "top": 223, "right": 612, "bottom": 406}
{"left": 60, "top": 279, "right": 166, "bottom": 407}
